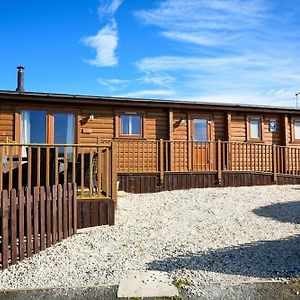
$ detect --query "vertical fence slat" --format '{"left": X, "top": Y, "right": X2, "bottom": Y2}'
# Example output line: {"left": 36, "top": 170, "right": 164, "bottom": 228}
{"left": 68, "top": 183, "right": 73, "bottom": 235}
{"left": 63, "top": 184, "right": 68, "bottom": 239}
{"left": 10, "top": 189, "right": 17, "bottom": 264}
{"left": 52, "top": 185, "right": 57, "bottom": 244}
{"left": 46, "top": 186, "right": 52, "bottom": 247}
{"left": 33, "top": 187, "right": 39, "bottom": 254}
{"left": 26, "top": 188, "right": 32, "bottom": 258}
{"left": 40, "top": 186, "right": 46, "bottom": 251}
{"left": 57, "top": 184, "right": 63, "bottom": 242}
{"left": 18, "top": 187, "right": 25, "bottom": 261}
{"left": 1, "top": 190, "right": 9, "bottom": 269}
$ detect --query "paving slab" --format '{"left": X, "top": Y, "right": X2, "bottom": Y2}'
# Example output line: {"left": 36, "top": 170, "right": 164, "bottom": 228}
{"left": 117, "top": 270, "right": 179, "bottom": 298}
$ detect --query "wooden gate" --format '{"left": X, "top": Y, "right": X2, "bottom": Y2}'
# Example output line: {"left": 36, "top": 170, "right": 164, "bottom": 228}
{"left": 191, "top": 117, "right": 213, "bottom": 171}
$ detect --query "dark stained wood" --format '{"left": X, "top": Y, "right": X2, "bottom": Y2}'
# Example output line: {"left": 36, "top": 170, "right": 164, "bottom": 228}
{"left": 10, "top": 189, "right": 17, "bottom": 264}
{"left": 1, "top": 190, "right": 9, "bottom": 269}
{"left": 76, "top": 199, "right": 115, "bottom": 229}
{"left": 18, "top": 187, "right": 25, "bottom": 261}
{"left": 33, "top": 187, "right": 39, "bottom": 253}
{"left": 40, "top": 186, "right": 46, "bottom": 251}
{"left": 1, "top": 184, "right": 77, "bottom": 270}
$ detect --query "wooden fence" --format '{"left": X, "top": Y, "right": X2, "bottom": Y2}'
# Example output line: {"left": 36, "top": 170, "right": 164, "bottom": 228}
{"left": 0, "top": 183, "right": 77, "bottom": 270}
{"left": 116, "top": 140, "right": 300, "bottom": 182}
{"left": 0, "top": 142, "right": 117, "bottom": 202}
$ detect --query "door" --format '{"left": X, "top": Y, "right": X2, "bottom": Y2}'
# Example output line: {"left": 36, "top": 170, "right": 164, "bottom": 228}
{"left": 192, "top": 117, "right": 212, "bottom": 170}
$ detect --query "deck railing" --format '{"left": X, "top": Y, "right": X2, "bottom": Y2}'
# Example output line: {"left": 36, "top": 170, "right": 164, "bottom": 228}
{"left": 2, "top": 140, "right": 300, "bottom": 195}
{"left": 116, "top": 139, "right": 300, "bottom": 181}
{"left": 0, "top": 142, "right": 117, "bottom": 201}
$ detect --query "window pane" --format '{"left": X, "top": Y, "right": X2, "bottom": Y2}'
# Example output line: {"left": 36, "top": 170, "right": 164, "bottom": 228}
{"left": 194, "top": 119, "right": 207, "bottom": 141}
{"left": 121, "top": 115, "right": 130, "bottom": 135}
{"left": 250, "top": 118, "right": 260, "bottom": 139}
{"left": 295, "top": 120, "right": 300, "bottom": 139}
{"left": 21, "top": 110, "right": 46, "bottom": 143}
{"left": 121, "top": 114, "right": 141, "bottom": 135}
{"left": 54, "top": 114, "right": 74, "bottom": 144}
{"left": 130, "top": 115, "right": 141, "bottom": 135}
{"left": 54, "top": 113, "right": 74, "bottom": 156}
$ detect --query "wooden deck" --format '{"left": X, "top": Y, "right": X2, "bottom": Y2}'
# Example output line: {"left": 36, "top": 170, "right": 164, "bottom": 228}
{"left": 116, "top": 140, "right": 300, "bottom": 193}
{"left": 0, "top": 142, "right": 118, "bottom": 203}
{"left": 1, "top": 140, "right": 300, "bottom": 195}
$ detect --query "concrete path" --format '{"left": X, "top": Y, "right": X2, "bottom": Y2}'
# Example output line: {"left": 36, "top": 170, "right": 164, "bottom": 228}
{"left": 117, "top": 270, "right": 179, "bottom": 298}
{"left": 0, "top": 282, "right": 298, "bottom": 299}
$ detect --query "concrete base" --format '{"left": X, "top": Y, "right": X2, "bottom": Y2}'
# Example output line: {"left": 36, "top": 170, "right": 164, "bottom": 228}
{"left": 117, "top": 270, "right": 179, "bottom": 298}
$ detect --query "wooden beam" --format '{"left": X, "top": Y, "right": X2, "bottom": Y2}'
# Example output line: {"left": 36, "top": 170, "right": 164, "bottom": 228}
{"left": 47, "top": 113, "right": 54, "bottom": 144}
{"left": 283, "top": 114, "right": 289, "bottom": 146}
{"left": 187, "top": 113, "right": 192, "bottom": 171}
{"left": 14, "top": 111, "right": 21, "bottom": 142}
{"left": 169, "top": 109, "right": 173, "bottom": 140}
{"left": 227, "top": 112, "right": 232, "bottom": 141}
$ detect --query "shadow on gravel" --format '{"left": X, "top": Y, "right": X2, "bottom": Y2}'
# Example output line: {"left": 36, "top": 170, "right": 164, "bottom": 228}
{"left": 147, "top": 234, "right": 300, "bottom": 278}
{"left": 252, "top": 201, "right": 300, "bottom": 224}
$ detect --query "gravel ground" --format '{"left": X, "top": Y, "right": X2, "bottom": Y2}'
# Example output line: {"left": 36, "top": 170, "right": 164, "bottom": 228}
{"left": 0, "top": 185, "right": 300, "bottom": 298}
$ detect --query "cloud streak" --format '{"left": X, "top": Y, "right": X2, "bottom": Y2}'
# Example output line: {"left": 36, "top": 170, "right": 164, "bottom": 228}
{"left": 134, "top": 0, "right": 300, "bottom": 106}
{"left": 82, "top": 0, "right": 123, "bottom": 67}
{"left": 82, "top": 21, "right": 118, "bottom": 67}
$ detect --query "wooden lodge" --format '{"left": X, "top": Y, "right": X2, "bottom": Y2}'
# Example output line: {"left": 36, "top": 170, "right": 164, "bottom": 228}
{"left": 2, "top": 68, "right": 300, "bottom": 196}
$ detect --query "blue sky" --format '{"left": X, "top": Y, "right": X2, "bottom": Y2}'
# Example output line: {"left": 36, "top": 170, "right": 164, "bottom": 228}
{"left": 1, "top": 0, "right": 300, "bottom": 106}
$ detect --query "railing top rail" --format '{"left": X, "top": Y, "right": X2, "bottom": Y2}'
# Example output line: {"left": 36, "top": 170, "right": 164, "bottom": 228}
{"left": 220, "top": 140, "right": 271, "bottom": 146}
{"left": 0, "top": 142, "right": 111, "bottom": 148}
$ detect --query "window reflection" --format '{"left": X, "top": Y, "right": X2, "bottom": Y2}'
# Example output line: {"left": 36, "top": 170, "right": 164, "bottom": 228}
{"left": 121, "top": 114, "right": 141, "bottom": 135}
{"left": 21, "top": 111, "right": 46, "bottom": 144}
{"left": 194, "top": 119, "right": 207, "bottom": 141}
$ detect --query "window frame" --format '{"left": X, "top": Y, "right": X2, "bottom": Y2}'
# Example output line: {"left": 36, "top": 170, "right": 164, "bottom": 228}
{"left": 247, "top": 116, "right": 264, "bottom": 142}
{"left": 115, "top": 111, "right": 145, "bottom": 139}
{"left": 291, "top": 117, "right": 300, "bottom": 143}
{"left": 16, "top": 107, "right": 78, "bottom": 144}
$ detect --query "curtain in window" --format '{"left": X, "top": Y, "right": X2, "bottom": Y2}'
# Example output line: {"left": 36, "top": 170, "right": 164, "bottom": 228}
{"left": 121, "top": 115, "right": 130, "bottom": 135}
{"left": 21, "top": 111, "right": 30, "bottom": 157}
{"left": 66, "top": 114, "right": 74, "bottom": 144}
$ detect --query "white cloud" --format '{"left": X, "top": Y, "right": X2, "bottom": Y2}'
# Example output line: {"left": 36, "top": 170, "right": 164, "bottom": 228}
{"left": 98, "top": 0, "right": 123, "bottom": 19}
{"left": 98, "top": 78, "right": 130, "bottom": 90}
{"left": 133, "top": 0, "right": 300, "bottom": 106}
{"left": 136, "top": 0, "right": 268, "bottom": 46}
{"left": 117, "top": 89, "right": 176, "bottom": 98}
{"left": 137, "top": 73, "right": 175, "bottom": 86}
{"left": 82, "top": 21, "right": 118, "bottom": 67}
{"left": 82, "top": 0, "right": 123, "bottom": 68}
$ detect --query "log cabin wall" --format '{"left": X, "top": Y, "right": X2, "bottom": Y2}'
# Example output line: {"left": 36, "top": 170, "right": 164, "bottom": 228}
{"left": 0, "top": 104, "right": 15, "bottom": 142}
{"left": 230, "top": 112, "right": 283, "bottom": 145}
{"left": 0, "top": 98, "right": 300, "bottom": 148}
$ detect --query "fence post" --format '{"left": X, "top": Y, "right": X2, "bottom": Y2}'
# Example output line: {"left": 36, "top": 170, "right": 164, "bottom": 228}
{"left": 111, "top": 142, "right": 118, "bottom": 208}
{"left": 159, "top": 139, "right": 164, "bottom": 184}
{"left": 273, "top": 144, "right": 277, "bottom": 182}
{"left": 217, "top": 140, "right": 222, "bottom": 185}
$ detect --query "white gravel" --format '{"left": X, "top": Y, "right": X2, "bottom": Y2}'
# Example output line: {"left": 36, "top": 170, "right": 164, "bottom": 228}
{"left": 0, "top": 185, "right": 300, "bottom": 297}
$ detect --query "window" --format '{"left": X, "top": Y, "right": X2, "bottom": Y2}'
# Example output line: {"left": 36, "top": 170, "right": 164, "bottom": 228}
{"left": 248, "top": 116, "right": 263, "bottom": 141}
{"left": 21, "top": 110, "right": 47, "bottom": 143}
{"left": 54, "top": 113, "right": 74, "bottom": 156}
{"left": 194, "top": 119, "right": 208, "bottom": 141}
{"left": 54, "top": 113, "right": 74, "bottom": 144}
{"left": 120, "top": 114, "right": 142, "bottom": 136}
{"left": 293, "top": 119, "right": 300, "bottom": 141}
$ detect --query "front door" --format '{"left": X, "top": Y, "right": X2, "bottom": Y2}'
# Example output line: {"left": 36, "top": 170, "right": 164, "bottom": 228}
{"left": 192, "top": 117, "right": 212, "bottom": 170}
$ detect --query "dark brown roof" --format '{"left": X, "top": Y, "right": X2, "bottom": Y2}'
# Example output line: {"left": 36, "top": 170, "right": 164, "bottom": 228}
{"left": 0, "top": 89, "right": 299, "bottom": 114}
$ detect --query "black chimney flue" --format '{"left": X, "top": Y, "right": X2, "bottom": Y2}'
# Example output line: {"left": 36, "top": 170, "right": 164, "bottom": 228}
{"left": 16, "top": 66, "right": 25, "bottom": 93}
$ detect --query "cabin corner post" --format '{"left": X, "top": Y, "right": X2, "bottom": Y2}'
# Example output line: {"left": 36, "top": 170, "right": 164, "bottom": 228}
{"left": 159, "top": 139, "right": 164, "bottom": 184}
{"left": 169, "top": 109, "right": 174, "bottom": 171}
{"left": 111, "top": 141, "right": 118, "bottom": 208}
{"left": 217, "top": 139, "right": 223, "bottom": 185}
{"left": 272, "top": 143, "right": 277, "bottom": 182}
